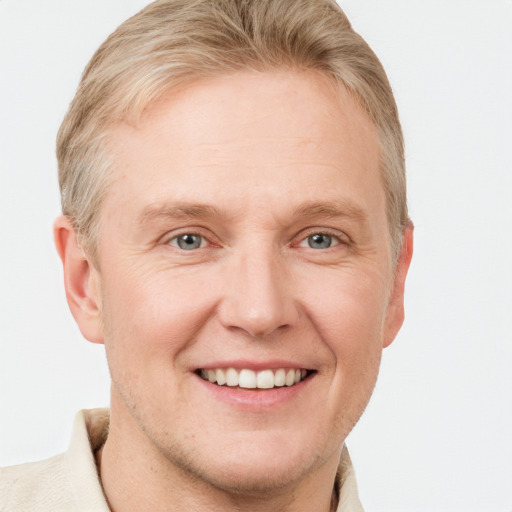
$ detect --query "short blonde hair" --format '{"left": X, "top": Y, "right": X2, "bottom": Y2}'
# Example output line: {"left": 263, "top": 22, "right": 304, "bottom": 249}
{"left": 57, "top": 0, "right": 408, "bottom": 262}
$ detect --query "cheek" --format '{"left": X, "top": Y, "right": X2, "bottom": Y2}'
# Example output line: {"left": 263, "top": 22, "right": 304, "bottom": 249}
{"left": 98, "top": 268, "right": 220, "bottom": 424}
{"left": 99, "top": 267, "right": 218, "bottom": 373}
{"left": 301, "top": 265, "right": 390, "bottom": 396}
{"left": 303, "top": 266, "right": 390, "bottom": 348}
{"left": 296, "top": 270, "right": 388, "bottom": 443}
{"left": 317, "top": 298, "right": 385, "bottom": 390}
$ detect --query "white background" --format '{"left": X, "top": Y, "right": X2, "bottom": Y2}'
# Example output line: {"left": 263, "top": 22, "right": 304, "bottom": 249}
{"left": 1, "top": 1, "right": 511, "bottom": 511}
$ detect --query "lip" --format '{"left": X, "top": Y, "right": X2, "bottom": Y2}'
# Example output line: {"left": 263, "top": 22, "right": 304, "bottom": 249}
{"left": 192, "top": 363, "right": 315, "bottom": 411}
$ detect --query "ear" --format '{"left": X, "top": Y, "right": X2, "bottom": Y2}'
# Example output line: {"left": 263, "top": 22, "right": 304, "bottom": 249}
{"left": 53, "top": 215, "right": 104, "bottom": 344}
{"left": 383, "top": 222, "right": 414, "bottom": 348}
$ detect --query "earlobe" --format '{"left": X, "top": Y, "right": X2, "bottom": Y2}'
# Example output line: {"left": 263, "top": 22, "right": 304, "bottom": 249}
{"left": 383, "top": 222, "right": 414, "bottom": 348}
{"left": 53, "top": 215, "right": 104, "bottom": 344}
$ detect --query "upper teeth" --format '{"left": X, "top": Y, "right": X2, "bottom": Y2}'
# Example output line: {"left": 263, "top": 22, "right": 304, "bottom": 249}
{"left": 199, "top": 368, "right": 308, "bottom": 389}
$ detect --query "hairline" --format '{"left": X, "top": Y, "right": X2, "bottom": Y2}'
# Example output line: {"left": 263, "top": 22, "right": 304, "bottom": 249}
{"left": 78, "top": 68, "right": 404, "bottom": 267}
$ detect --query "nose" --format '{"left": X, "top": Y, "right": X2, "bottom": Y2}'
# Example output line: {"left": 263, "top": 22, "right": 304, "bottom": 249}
{"left": 217, "top": 246, "right": 299, "bottom": 338}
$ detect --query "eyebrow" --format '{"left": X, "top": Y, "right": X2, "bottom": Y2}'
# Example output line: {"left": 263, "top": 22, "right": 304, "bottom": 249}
{"left": 139, "top": 202, "right": 222, "bottom": 225}
{"left": 138, "top": 199, "right": 368, "bottom": 226}
{"left": 293, "top": 199, "right": 368, "bottom": 223}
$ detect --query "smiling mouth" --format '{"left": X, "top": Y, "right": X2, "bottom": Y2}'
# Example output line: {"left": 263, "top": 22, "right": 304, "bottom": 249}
{"left": 197, "top": 368, "right": 314, "bottom": 389}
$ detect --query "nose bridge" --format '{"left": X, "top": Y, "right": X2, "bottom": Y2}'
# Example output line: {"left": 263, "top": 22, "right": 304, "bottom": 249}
{"left": 219, "top": 239, "right": 297, "bottom": 337}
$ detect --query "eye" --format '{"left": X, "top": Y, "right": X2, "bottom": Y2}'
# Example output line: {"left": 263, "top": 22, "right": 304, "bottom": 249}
{"left": 299, "top": 233, "right": 340, "bottom": 250}
{"left": 169, "top": 233, "right": 206, "bottom": 251}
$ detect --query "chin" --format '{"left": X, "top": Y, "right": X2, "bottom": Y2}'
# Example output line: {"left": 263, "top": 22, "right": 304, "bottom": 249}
{"left": 160, "top": 430, "right": 331, "bottom": 497}
{"left": 178, "top": 455, "right": 316, "bottom": 497}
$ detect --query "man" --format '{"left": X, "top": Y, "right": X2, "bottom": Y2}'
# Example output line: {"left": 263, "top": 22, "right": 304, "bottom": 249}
{"left": 0, "top": 0, "right": 413, "bottom": 510}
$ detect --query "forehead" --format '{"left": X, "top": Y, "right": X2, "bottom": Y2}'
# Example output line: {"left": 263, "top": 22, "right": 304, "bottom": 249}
{"left": 103, "top": 69, "right": 383, "bottom": 226}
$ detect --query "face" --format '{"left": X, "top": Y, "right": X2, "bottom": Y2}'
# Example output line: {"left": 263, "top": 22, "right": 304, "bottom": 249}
{"left": 81, "top": 70, "right": 410, "bottom": 493}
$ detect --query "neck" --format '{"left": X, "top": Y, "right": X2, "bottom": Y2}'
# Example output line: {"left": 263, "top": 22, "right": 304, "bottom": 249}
{"left": 96, "top": 401, "right": 341, "bottom": 512}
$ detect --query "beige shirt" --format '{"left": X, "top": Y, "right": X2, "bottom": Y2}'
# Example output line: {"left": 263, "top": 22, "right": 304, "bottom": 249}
{"left": 0, "top": 409, "right": 364, "bottom": 511}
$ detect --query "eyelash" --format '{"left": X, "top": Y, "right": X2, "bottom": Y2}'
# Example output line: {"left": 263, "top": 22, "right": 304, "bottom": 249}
{"left": 164, "top": 228, "right": 348, "bottom": 252}
{"left": 295, "top": 228, "right": 350, "bottom": 250}
{"left": 166, "top": 230, "right": 213, "bottom": 250}
{"left": 297, "top": 232, "right": 340, "bottom": 249}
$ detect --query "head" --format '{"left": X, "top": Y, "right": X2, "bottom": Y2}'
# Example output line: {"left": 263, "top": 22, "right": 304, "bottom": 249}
{"left": 57, "top": 0, "right": 408, "bottom": 264}
{"left": 54, "top": 0, "right": 413, "bottom": 502}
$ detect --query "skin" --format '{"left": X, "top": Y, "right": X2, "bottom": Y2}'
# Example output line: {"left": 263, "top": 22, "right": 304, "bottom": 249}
{"left": 55, "top": 69, "right": 413, "bottom": 512}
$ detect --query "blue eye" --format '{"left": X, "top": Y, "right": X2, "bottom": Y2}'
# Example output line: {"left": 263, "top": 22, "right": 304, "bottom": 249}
{"left": 170, "top": 234, "right": 205, "bottom": 250}
{"left": 307, "top": 233, "right": 333, "bottom": 249}
{"left": 299, "top": 233, "right": 342, "bottom": 250}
